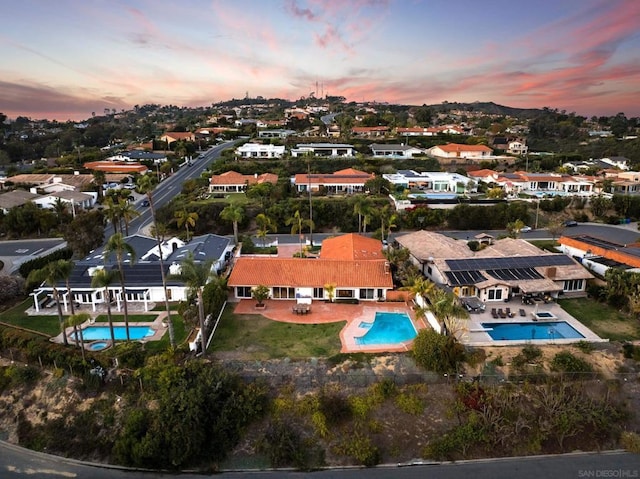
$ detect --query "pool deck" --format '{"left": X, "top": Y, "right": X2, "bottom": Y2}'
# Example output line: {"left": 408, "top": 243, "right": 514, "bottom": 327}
{"left": 232, "top": 299, "right": 426, "bottom": 353}
{"left": 463, "top": 301, "right": 605, "bottom": 346}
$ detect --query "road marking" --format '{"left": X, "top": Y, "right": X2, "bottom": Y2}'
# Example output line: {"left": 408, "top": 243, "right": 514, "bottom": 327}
{"left": 14, "top": 249, "right": 29, "bottom": 254}
{"left": 5, "top": 466, "right": 77, "bottom": 477}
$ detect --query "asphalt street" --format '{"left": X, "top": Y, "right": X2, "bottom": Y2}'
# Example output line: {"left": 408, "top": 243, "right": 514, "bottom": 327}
{"left": 1, "top": 441, "right": 638, "bottom": 479}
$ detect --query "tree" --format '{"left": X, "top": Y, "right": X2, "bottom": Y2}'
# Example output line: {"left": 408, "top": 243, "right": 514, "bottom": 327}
{"left": 590, "top": 195, "right": 613, "bottom": 218}
{"left": 104, "top": 233, "right": 136, "bottom": 341}
{"left": 58, "top": 259, "right": 76, "bottom": 316}
{"left": 286, "top": 210, "right": 314, "bottom": 258}
{"left": 91, "top": 267, "right": 117, "bottom": 344}
{"left": 64, "top": 210, "right": 105, "bottom": 258}
{"left": 547, "top": 221, "right": 565, "bottom": 240}
{"left": 252, "top": 284, "right": 270, "bottom": 306}
{"left": 171, "top": 253, "right": 216, "bottom": 356}
{"left": 103, "top": 196, "right": 122, "bottom": 234}
{"left": 118, "top": 198, "right": 140, "bottom": 236}
{"left": 352, "top": 196, "right": 371, "bottom": 234}
{"left": 324, "top": 283, "right": 336, "bottom": 302}
{"left": 220, "top": 203, "right": 244, "bottom": 245}
{"left": 378, "top": 204, "right": 397, "bottom": 242}
{"left": 506, "top": 219, "right": 526, "bottom": 238}
{"left": 255, "top": 213, "right": 276, "bottom": 247}
{"left": 175, "top": 209, "right": 198, "bottom": 241}
{"left": 66, "top": 312, "right": 91, "bottom": 362}
{"left": 27, "top": 261, "right": 70, "bottom": 346}
{"left": 412, "top": 329, "right": 465, "bottom": 374}
{"left": 429, "top": 288, "right": 469, "bottom": 336}
{"left": 138, "top": 174, "right": 176, "bottom": 349}
{"left": 364, "top": 177, "right": 392, "bottom": 196}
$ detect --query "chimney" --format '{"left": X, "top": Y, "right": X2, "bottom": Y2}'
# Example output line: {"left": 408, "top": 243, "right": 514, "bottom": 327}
{"left": 546, "top": 266, "right": 556, "bottom": 278}
{"left": 384, "top": 262, "right": 390, "bottom": 274}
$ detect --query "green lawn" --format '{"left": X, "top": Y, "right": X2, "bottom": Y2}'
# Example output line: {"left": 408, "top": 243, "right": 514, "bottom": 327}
{"left": 210, "top": 307, "right": 345, "bottom": 359}
{"left": 0, "top": 298, "right": 62, "bottom": 336}
{"left": 145, "top": 315, "right": 188, "bottom": 352}
{"left": 559, "top": 298, "right": 640, "bottom": 341}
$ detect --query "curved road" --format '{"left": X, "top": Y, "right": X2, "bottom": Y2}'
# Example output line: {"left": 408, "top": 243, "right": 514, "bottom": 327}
{"left": 1, "top": 441, "right": 638, "bottom": 478}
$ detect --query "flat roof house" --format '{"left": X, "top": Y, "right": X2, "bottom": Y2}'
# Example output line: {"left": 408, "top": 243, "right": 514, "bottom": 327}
{"left": 209, "top": 171, "right": 279, "bottom": 193}
{"left": 291, "top": 143, "right": 355, "bottom": 157}
{"left": 293, "top": 168, "right": 374, "bottom": 194}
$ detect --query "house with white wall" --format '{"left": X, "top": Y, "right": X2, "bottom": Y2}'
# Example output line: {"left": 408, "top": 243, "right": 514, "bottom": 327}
{"left": 235, "top": 143, "right": 285, "bottom": 159}
{"left": 291, "top": 143, "right": 355, "bottom": 157}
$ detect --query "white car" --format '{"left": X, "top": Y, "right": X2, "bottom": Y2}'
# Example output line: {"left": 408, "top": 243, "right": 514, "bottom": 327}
{"left": 519, "top": 226, "right": 532, "bottom": 233}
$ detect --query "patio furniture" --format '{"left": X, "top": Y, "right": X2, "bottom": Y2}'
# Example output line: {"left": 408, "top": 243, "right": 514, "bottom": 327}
{"left": 506, "top": 307, "right": 515, "bottom": 318}
{"left": 491, "top": 308, "right": 498, "bottom": 319}
{"left": 498, "top": 308, "right": 507, "bottom": 319}
{"left": 519, "top": 308, "right": 526, "bottom": 317}
{"left": 292, "top": 304, "right": 311, "bottom": 315}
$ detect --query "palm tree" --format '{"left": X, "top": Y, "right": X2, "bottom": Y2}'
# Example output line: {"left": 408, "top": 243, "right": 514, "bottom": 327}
{"left": 255, "top": 213, "right": 276, "bottom": 248}
{"left": 57, "top": 259, "right": 76, "bottom": 315}
{"left": 103, "top": 196, "right": 121, "bottom": 234}
{"left": 27, "top": 261, "right": 70, "bottom": 346}
{"left": 286, "top": 210, "right": 314, "bottom": 258}
{"left": 429, "top": 288, "right": 469, "bottom": 337}
{"left": 104, "top": 233, "right": 136, "bottom": 341}
{"left": 66, "top": 312, "right": 90, "bottom": 362}
{"left": 403, "top": 276, "right": 436, "bottom": 308}
{"left": 91, "top": 267, "right": 117, "bottom": 344}
{"left": 378, "top": 204, "right": 397, "bottom": 242}
{"left": 171, "top": 253, "right": 215, "bottom": 356}
{"left": 220, "top": 203, "right": 244, "bottom": 245}
{"left": 117, "top": 198, "right": 140, "bottom": 236}
{"left": 175, "top": 209, "right": 198, "bottom": 241}
{"left": 138, "top": 174, "right": 176, "bottom": 349}
{"left": 353, "top": 196, "right": 370, "bottom": 233}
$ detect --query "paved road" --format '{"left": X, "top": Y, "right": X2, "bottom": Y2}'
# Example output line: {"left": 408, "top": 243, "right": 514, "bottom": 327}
{"left": 102, "top": 141, "right": 237, "bottom": 239}
{"left": 1, "top": 441, "right": 638, "bottom": 478}
{"left": 0, "top": 238, "right": 67, "bottom": 274}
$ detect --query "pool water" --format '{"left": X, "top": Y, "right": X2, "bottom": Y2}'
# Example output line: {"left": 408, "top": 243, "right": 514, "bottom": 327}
{"left": 481, "top": 321, "right": 584, "bottom": 341}
{"left": 355, "top": 312, "right": 417, "bottom": 345}
{"left": 88, "top": 341, "right": 110, "bottom": 351}
{"left": 75, "top": 326, "right": 154, "bottom": 341}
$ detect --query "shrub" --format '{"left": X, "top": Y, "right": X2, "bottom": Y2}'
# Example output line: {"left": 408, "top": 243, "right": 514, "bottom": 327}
{"left": 413, "top": 329, "right": 465, "bottom": 374}
{"left": 395, "top": 392, "right": 424, "bottom": 415}
{"left": 317, "top": 389, "right": 353, "bottom": 426}
{"left": 333, "top": 432, "right": 380, "bottom": 467}
{"left": 0, "top": 275, "right": 25, "bottom": 304}
{"left": 259, "top": 419, "right": 324, "bottom": 470}
{"left": 575, "top": 341, "right": 595, "bottom": 354}
{"left": 551, "top": 351, "right": 593, "bottom": 376}
{"left": 620, "top": 431, "right": 640, "bottom": 453}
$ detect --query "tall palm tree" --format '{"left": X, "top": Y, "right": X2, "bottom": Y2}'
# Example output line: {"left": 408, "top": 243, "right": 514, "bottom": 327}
{"left": 27, "top": 261, "right": 69, "bottom": 346}
{"left": 286, "top": 210, "right": 314, "bottom": 258}
{"left": 220, "top": 203, "right": 244, "bottom": 245}
{"left": 103, "top": 195, "right": 121, "bottom": 234}
{"left": 117, "top": 198, "right": 140, "bottom": 236}
{"left": 91, "top": 267, "right": 117, "bottom": 344}
{"left": 378, "top": 205, "right": 397, "bottom": 242}
{"left": 138, "top": 174, "right": 176, "bottom": 349}
{"left": 171, "top": 253, "right": 216, "bottom": 356}
{"left": 175, "top": 209, "right": 198, "bottom": 241}
{"left": 353, "top": 196, "right": 370, "bottom": 234}
{"left": 66, "top": 312, "right": 90, "bottom": 362}
{"left": 429, "top": 288, "right": 469, "bottom": 336}
{"left": 104, "top": 233, "right": 136, "bottom": 342}
{"left": 255, "top": 213, "right": 276, "bottom": 248}
{"left": 57, "top": 259, "right": 76, "bottom": 315}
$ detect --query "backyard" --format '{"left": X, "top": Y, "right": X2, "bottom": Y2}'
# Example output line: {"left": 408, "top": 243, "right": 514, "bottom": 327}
{"left": 558, "top": 297, "right": 640, "bottom": 341}
{"left": 210, "top": 305, "right": 345, "bottom": 360}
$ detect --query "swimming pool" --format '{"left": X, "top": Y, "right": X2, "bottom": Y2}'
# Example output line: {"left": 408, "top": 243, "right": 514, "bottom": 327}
{"left": 355, "top": 312, "right": 417, "bottom": 345}
{"left": 75, "top": 325, "right": 154, "bottom": 341}
{"left": 480, "top": 321, "right": 584, "bottom": 341}
{"left": 87, "top": 341, "right": 111, "bottom": 351}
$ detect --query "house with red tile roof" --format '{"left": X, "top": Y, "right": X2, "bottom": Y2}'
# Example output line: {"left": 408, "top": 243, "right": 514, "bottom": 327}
{"left": 319, "top": 233, "right": 385, "bottom": 261}
{"left": 293, "top": 168, "right": 374, "bottom": 194}
{"left": 83, "top": 161, "right": 148, "bottom": 174}
{"left": 428, "top": 143, "right": 493, "bottom": 160}
{"left": 159, "top": 131, "right": 196, "bottom": 146}
{"left": 209, "top": 170, "right": 278, "bottom": 193}
{"left": 228, "top": 257, "right": 393, "bottom": 302}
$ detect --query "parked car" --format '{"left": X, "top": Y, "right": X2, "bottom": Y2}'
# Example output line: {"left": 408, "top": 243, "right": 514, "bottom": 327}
{"left": 563, "top": 220, "right": 578, "bottom": 227}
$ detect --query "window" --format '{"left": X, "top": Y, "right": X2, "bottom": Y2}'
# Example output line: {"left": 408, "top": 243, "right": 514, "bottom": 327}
{"left": 359, "top": 289, "right": 375, "bottom": 300}
{"left": 564, "top": 279, "right": 584, "bottom": 292}
{"left": 337, "top": 289, "right": 354, "bottom": 298}
{"left": 488, "top": 289, "right": 503, "bottom": 300}
{"left": 427, "top": 266, "right": 433, "bottom": 275}
{"left": 237, "top": 286, "right": 252, "bottom": 298}
{"left": 272, "top": 287, "right": 295, "bottom": 299}
{"left": 313, "top": 288, "right": 324, "bottom": 299}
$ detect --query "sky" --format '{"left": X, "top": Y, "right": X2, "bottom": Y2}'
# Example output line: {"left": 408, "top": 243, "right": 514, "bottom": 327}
{"left": 1, "top": 0, "right": 639, "bottom": 121}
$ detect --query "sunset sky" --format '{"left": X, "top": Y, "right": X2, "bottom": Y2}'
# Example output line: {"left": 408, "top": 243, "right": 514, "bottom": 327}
{"left": 1, "top": 0, "right": 639, "bottom": 121}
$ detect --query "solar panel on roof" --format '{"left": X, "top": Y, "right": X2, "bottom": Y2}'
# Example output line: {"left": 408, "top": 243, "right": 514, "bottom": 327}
{"left": 446, "top": 255, "right": 574, "bottom": 271}
{"left": 486, "top": 268, "right": 543, "bottom": 281}
{"left": 444, "top": 270, "right": 486, "bottom": 286}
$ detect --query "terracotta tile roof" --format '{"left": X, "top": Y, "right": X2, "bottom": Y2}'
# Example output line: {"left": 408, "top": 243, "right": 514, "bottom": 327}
{"left": 467, "top": 169, "right": 497, "bottom": 177}
{"left": 209, "top": 170, "right": 278, "bottom": 186}
{"left": 294, "top": 168, "right": 373, "bottom": 185}
{"left": 228, "top": 257, "right": 393, "bottom": 288}
{"left": 437, "top": 143, "right": 493, "bottom": 153}
{"left": 352, "top": 126, "right": 389, "bottom": 132}
{"left": 83, "top": 161, "right": 148, "bottom": 173}
{"left": 320, "top": 233, "right": 384, "bottom": 260}
{"left": 162, "top": 131, "right": 194, "bottom": 141}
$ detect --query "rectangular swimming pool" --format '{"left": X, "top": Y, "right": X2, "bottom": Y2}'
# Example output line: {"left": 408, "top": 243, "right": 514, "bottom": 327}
{"left": 480, "top": 321, "right": 584, "bottom": 341}
{"left": 75, "top": 325, "right": 154, "bottom": 341}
